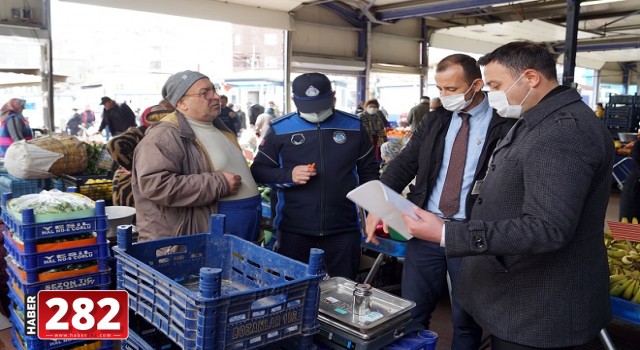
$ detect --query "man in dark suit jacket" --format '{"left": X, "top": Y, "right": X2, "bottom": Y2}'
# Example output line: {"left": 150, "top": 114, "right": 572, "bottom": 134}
{"left": 400, "top": 41, "right": 613, "bottom": 349}
{"left": 366, "top": 54, "right": 516, "bottom": 349}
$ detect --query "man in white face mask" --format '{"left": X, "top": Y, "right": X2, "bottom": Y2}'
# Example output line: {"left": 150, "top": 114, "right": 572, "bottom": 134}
{"left": 251, "top": 72, "right": 380, "bottom": 280}
{"left": 365, "top": 54, "right": 516, "bottom": 349}
{"left": 398, "top": 42, "right": 615, "bottom": 349}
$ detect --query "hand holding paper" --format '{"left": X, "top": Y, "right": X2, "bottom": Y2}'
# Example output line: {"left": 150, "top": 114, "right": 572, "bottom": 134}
{"left": 347, "top": 180, "right": 419, "bottom": 240}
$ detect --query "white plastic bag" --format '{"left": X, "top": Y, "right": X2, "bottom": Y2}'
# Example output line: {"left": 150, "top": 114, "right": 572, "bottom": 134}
{"left": 4, "top": 140, "right": 63, "bottom": 179}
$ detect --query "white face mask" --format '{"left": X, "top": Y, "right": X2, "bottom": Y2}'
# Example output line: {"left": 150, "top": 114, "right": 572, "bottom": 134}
{"left": 440, "top": 80, "right": 478, "bottom": 112}
{"left": 299, "top": 108, "right": 333, "bottom": 123}
{"left": 487, "top": 73, "right": 533, "bottom": 119}
{"left": 366, "top": 107, "right": 378, "bottom": 115}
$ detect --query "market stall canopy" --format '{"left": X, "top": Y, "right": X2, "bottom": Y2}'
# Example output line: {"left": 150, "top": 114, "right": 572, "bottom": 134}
{"left": 61, "top": 0, "right": 640, "bottom": 72}
{"left": 0, "top": 69, "right": 68, "bottom": 88}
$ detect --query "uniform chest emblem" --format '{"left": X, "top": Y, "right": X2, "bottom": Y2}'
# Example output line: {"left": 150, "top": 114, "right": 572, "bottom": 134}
{"left": 305, "top": 85, "right": 320, "bottom": 97}
{"left": 333, "top": 131, "right": 347, "bottom": 144}
{"left": 291, "top": 133, "right": 306, "bottom": 145}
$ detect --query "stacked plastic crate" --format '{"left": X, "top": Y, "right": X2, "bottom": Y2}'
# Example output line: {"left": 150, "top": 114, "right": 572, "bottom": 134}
{"left": 2, "top": 194, "right": 113, "bottom": 350}
{"left": 0, "top": 174, "right": 47, "bottom": 198}
{"left": 115, "top": 215, "right": 325, "bottom": 350}
{"left": 604, "top": 93, "right": 639, "bottom": 132}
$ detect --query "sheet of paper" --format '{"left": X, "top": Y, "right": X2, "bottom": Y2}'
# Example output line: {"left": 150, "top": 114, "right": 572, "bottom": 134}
{"left": 347, "top": 180, "right": 418, "bottom": 240}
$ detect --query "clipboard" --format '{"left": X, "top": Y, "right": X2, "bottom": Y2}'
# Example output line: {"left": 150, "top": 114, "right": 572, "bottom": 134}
{"left": 347, "top": 180, "right": 418, "bottom": 240}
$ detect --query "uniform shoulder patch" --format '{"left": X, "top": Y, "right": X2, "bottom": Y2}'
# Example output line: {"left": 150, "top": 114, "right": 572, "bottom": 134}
{"left": 270, "top": 112, "right": 295, "bottom": 125}
{"left": 334, "top": 110, "right": 360, "bottom": 120}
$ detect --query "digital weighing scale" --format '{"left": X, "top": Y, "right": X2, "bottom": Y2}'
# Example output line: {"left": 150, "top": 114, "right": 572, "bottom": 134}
{"left": 313, "top": 277, "right": 415, "bottom": 349}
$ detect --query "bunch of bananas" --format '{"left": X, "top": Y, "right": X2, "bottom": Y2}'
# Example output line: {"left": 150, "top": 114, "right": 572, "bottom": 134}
{"left": 607, "top": 230, "right": 640, "bottom": 303}
{"left": 79, "top": 178, "right": 113, "bottom": 201}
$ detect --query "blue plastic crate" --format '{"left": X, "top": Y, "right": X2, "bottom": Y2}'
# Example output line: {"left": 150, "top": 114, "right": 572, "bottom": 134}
{"left": 113, "top": 215, "right": 325, "bottom": 350}
{"left": 50, "top": 178, "right": 65, "bottom": 191}
{"left": 261, "top": 201, "right": 271, "bottom": 218}
{"left": 6, "top": 261, "right": 111, "bottom": 298}
{"left": 604, "top": 116, "right": 631, "bottom": 129}
{"left": 1, "top": 196, "right": 108, "bottom": 242}
{"left": 385, "top": 330, "right": 438, "bottom": 350}
{"left": 122, "top": 311, "right": 181, "bottom": 350}
{"left": 8, "top": 305, "right": 114, "bottom": 350}
{"left": 0, "top": 174, "right": 46, "bottom": 198}
{"left": 361, "top": 236, "right": 407, "bottom": 258}
{"left": 611, "top": 296, "right": 640, "bottom": 326}
{"left": 4, "top": 230, "right": 110, "bottom": 271}
{"left": 122, "top": 328, "right": 180, "bottom": 350}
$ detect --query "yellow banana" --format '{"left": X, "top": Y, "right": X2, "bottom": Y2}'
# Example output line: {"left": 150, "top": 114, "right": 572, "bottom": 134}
{"left": 610, "top": 274, "right": 628, "bottom": 284}
{"left": 633, "top": 217, "right": 639, "bottom": 224}
{"left": 608, "top": 249, "right": 627, "bottom": 259}
{"left": 622, "top": 279, "right": 638, "bottom": 300}
{"left": 622, "top": 255, "right": 635, "bottom": 265}
{"left": 610, "top": 277, "right": 632, "bottom": 296}
{"left": 621, "top": 217, "right": 629, "bottom": 223}
{"left": 631, "top": 284, "right": 640, "bottom": 303}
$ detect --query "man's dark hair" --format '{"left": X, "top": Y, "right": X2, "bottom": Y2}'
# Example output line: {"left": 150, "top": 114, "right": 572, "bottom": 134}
{"left": 478, "top": 41, "right": 557, "bottom": 81}
{"left": 436, "top": 54, "right": 481, "bottom": 84}
{"left": 220, "top": 95, "right": 228, "bottom": 101}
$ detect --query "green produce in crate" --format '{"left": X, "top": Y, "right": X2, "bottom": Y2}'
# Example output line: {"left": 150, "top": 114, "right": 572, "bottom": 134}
{"left": 84, "top": 142, "right": 109, "bottom": 175}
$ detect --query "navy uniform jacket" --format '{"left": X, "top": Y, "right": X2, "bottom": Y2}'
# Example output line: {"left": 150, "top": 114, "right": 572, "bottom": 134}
{"left": 250, "top": 110, "right": 380, "bottom": 236}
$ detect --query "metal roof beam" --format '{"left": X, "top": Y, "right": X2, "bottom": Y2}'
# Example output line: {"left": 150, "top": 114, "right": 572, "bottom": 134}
{"left": 320, "top": 2, "right": 363, "bottom": 28}
{"left": 554, "top": 40, "right": 640, "bottom": 52}
{"left": 376, "top": 0, "right": 530, "bottom": 21}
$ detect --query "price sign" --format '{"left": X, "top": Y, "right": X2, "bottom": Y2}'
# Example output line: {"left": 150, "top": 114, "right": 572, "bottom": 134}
{"left": 35, "top": 290, "right": 128, "bottom": 340}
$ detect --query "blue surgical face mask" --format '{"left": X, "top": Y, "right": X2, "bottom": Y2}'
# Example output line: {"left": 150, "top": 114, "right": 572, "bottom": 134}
{"left": 487, "top": 73, "right": 532, "bottom": 119}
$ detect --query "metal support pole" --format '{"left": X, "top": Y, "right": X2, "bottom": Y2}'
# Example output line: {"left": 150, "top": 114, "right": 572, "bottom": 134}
{"left": 562, "top": 0, "right": 580, "bottom": 87}
{"left": 419, "top": 18, "right": 428, "bottom": 98}
{"left": 356, "top": 22, "right": 368, "bottom": 108}
{"left": 42, "top": 0, "right": 54, "bottom": 131}
{"left": 284, "top": 30, "right": 292, "bottom": 114}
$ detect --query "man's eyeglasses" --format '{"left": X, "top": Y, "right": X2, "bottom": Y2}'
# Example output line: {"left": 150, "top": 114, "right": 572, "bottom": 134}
{"left": 184, "top": 87, "right": 217, "bottom": 99}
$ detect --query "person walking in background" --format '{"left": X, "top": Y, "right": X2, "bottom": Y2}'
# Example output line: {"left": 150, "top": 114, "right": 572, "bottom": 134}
{"left": 247, "top": 101, "right": 265, "bottom": 128}
{"left": 133, "top": 70, "right": 260, "bottom": 243}
{"left": 379, "top": 140, "right": 402, "bottom": 174}
{"left": 406, "top": 96, "right": 431, "bottom": 131}
{"left": 96, "top": 96, "right": 137, "bottom": 139}
{"left": 595, "top": 102, "right": 605, "bottom": 118}
{"left": 251, "top": 72, "right": 379, "bottom": 279}
{"left": 217, "top": 95, "right": 238, "bottom": 134}
{"left": 81, "top": 105, "right": 96, "bottom": 128}
{"left": 66, "top": 108, "right": 82, "bottom": 136}
{"left": 365, "top": 53, "right": 516, "bottom": 349}
{"left": 231, "top": 103, "right": 247, "bottom": 133}
{"left": 268, "top": 101, "right": 281, "bottom": 117}
{"left": 0, "top": 98, "right": 33, "bottom": 156}
{"left": 358, "top": 98, "right": 389, "bottom": 163}
{"left": 430, "top": 97, "right": 443, "bottom": 112}
{"left": 254, "top": 107, "right": 276, "bottom": 139}
{"left": 398, "top": 41, "right": 613, "bottom": 349}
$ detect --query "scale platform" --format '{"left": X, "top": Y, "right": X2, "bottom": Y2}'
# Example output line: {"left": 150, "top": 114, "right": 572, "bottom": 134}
{"left": 314, "top": 277, "right": 415, "bottom": 349}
